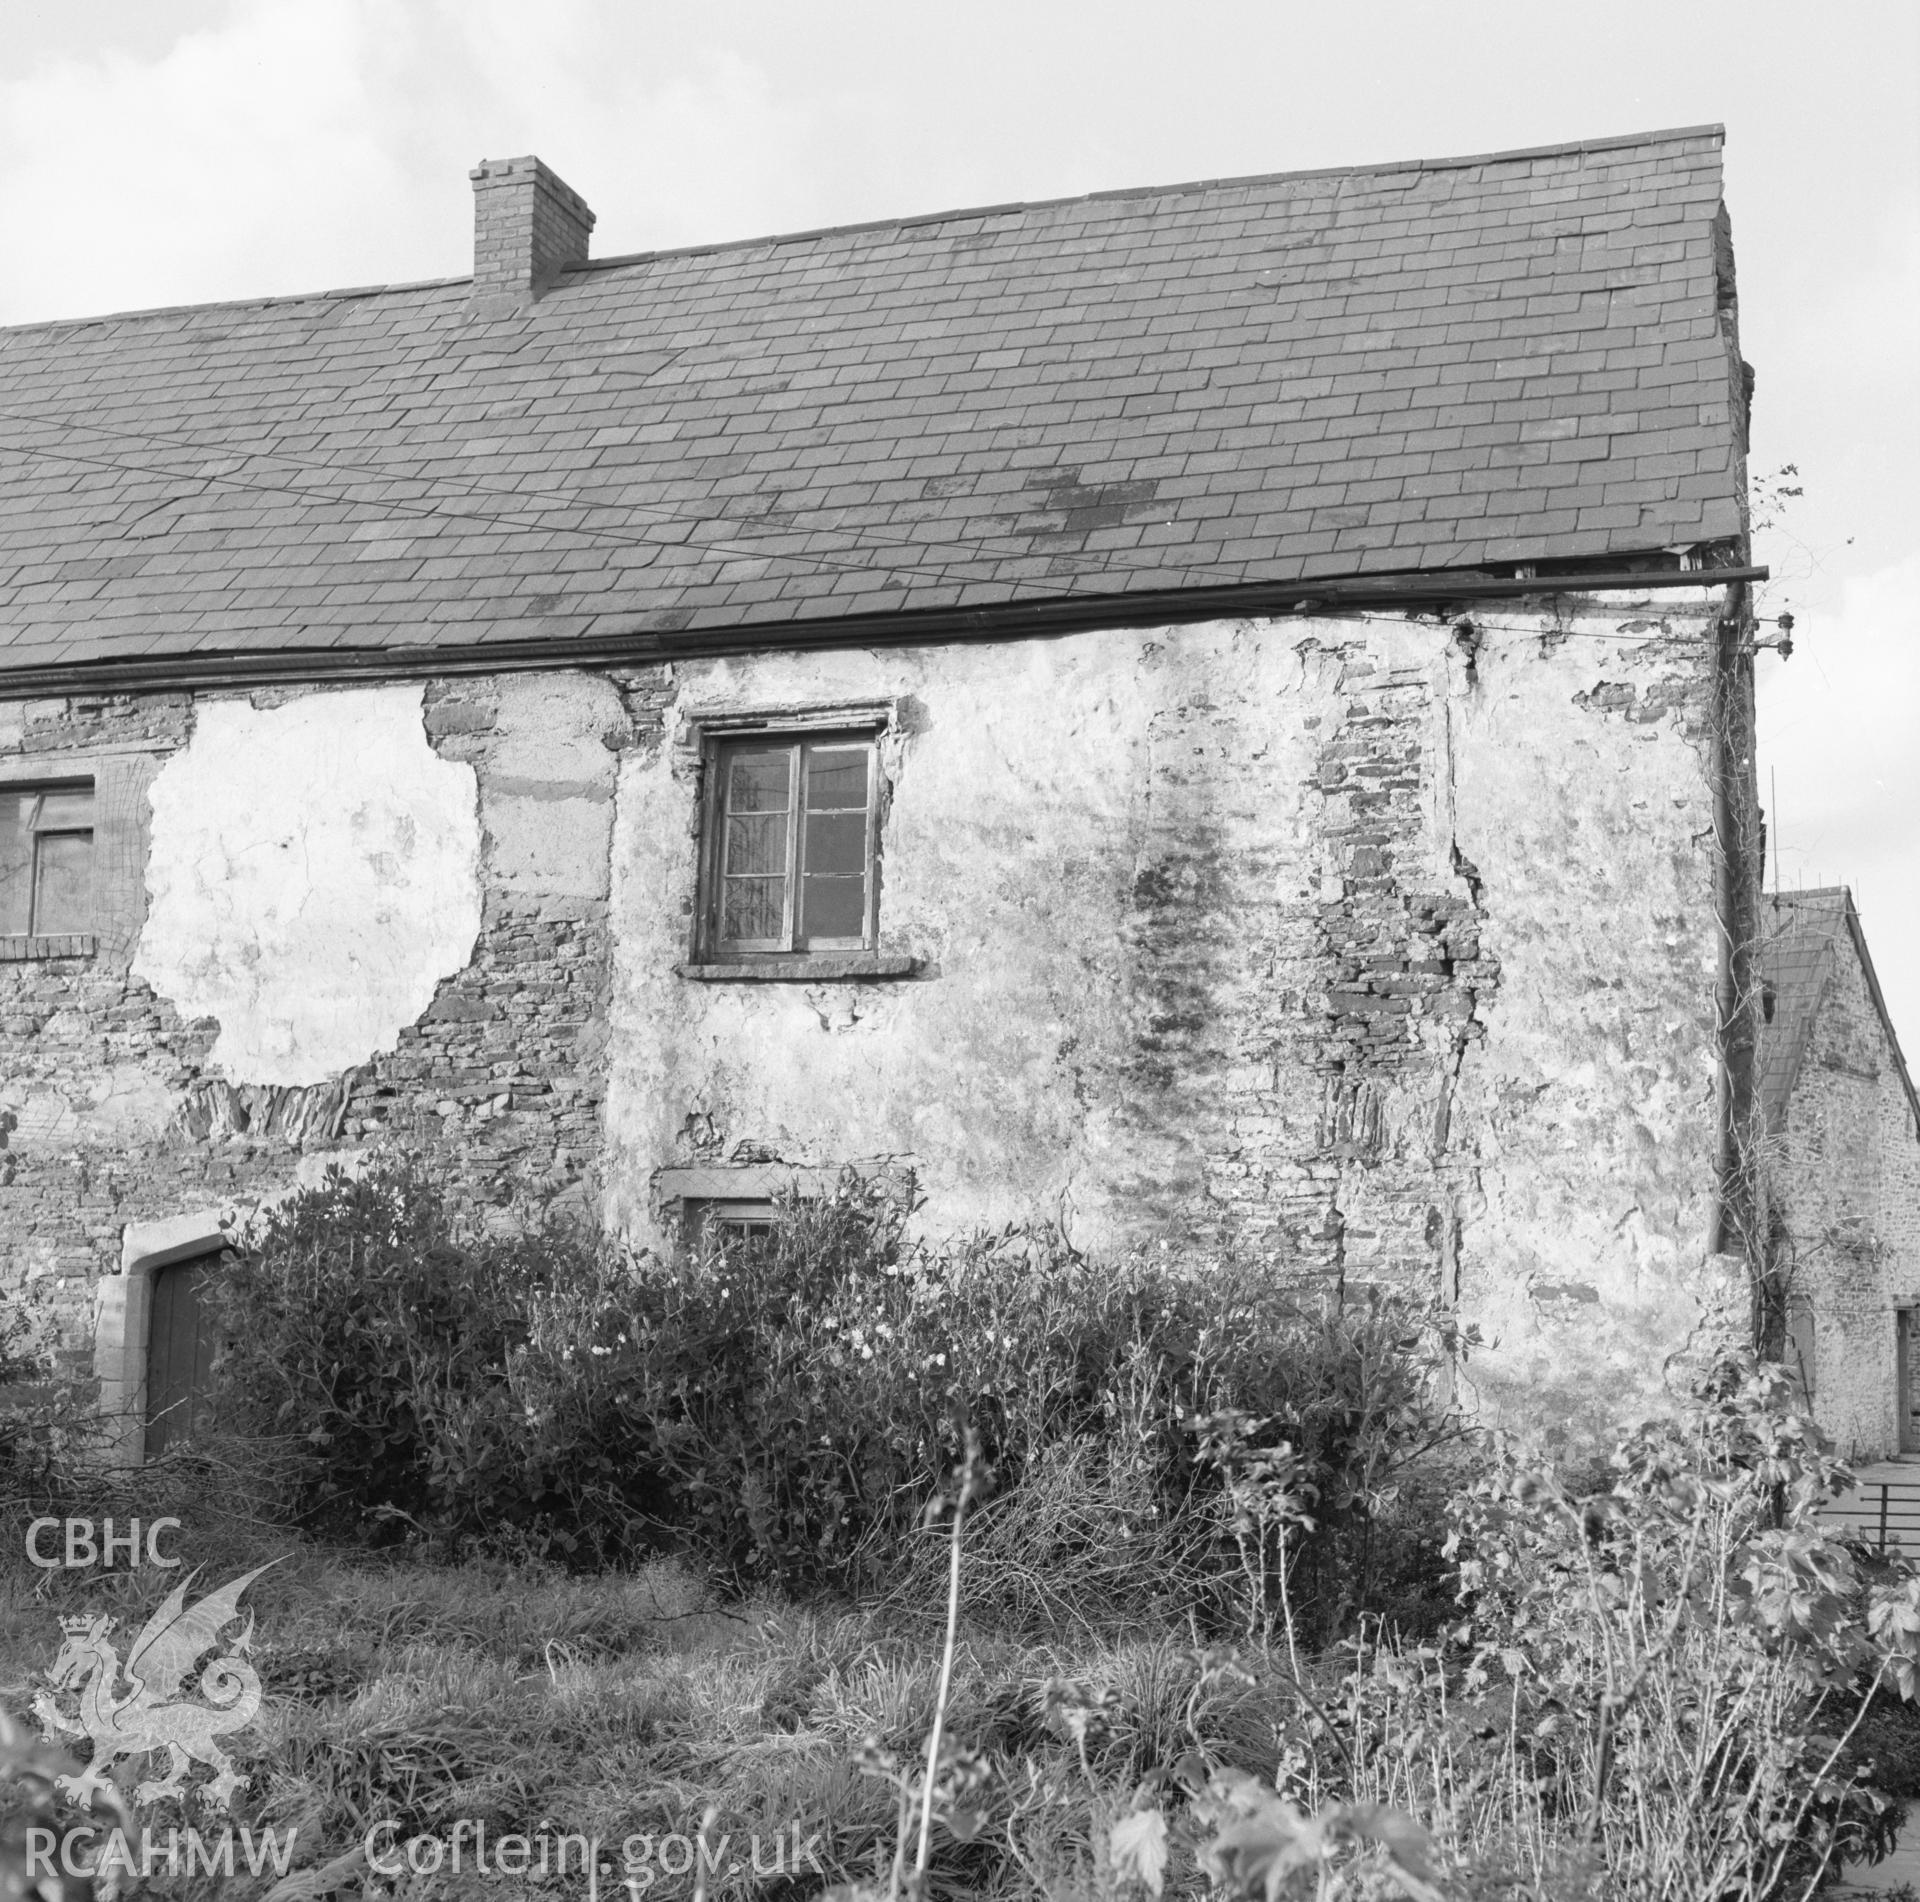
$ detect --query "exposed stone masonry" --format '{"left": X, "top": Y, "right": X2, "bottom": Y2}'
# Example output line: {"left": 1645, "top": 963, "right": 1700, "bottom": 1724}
{"left": 5, "top": 608, "right": 1738, "bottom": 1456}
{"left": 1187, "top": 646, "right": 1499, "bottom": 1292}
{"left": 0, "top": 674, "right": 637, "bottom": 1367}
{"left": 337, "top": 897, "right": 610, "bottom": 1215}
{"left": 1763, "top": 893, "right": 1920, "bottom": 1456}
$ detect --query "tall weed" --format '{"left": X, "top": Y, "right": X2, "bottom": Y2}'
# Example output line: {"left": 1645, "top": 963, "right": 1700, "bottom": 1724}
{"left": 867, "top": 1362, "right": 1920, "bottom": 1900}
{"left": 1328, "top": 1358, "right": 1920, "bottom": 1896}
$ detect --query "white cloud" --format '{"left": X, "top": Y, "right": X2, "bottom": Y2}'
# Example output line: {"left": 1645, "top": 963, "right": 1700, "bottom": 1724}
{"left": 0, "top": 0, "right": 825, "bottom": 325}
{"left": 0, "top": 1, "right": 419, "bottom": 320}
{"left": 1758, "top": 552, "right": 1920, "bottom": 1049}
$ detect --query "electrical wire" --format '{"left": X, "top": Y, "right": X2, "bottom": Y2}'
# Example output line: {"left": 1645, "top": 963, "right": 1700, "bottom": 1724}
{"left": 0, "top": 399, "right": 1298, "bottom": 601}
{"left": 0, "top": 402, "right": 1735, "bottom": 648}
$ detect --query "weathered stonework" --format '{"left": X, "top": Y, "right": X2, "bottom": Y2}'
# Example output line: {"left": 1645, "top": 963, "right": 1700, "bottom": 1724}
{"left": 0, "top": 598, "right": 1750, "bottom": 1449}
{"left": 0, "top": 130, "right": 1764, "bottom": 1465}
{"left": 0, "top": 674, "right": 627, "bottom": 1364}
{"left": 1762, "top": 892, "right": 1920, "bottom": 1458}
{"left": 604, "top": 600, "right": 1737, "bottom": 1446}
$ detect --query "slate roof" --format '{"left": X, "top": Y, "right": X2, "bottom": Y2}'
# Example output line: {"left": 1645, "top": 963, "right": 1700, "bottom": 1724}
{"left": 0, "top": 125, "right": 1744, "bottom": 676}
{"left": 1760, "top": 890, "right": 1920, "bottom": 1137}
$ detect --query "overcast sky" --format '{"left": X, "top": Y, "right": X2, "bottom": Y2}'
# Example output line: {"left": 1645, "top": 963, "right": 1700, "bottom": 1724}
{"left": 4, "top": 0, "right": 1915, "bottom": 1046}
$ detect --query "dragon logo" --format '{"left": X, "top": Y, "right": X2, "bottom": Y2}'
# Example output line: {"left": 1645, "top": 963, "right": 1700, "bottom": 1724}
{"left": 31, "top": 1562, "right": 276, "bottom": 1811}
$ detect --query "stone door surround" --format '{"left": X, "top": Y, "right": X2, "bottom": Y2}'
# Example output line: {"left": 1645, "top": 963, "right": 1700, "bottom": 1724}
{"left": 94, "top": 1211, "right": 229, "bottom": 1469}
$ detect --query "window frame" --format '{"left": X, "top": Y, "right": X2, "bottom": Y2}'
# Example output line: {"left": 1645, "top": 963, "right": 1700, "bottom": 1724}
{"left": 694, "top": 725, "right": 884, "bottom": 964}
{"left": 0, "top": 776, "right": 97, "bottom": 945}
{"left": 680, "top": 1196, "right": 780, "bottom": 1251}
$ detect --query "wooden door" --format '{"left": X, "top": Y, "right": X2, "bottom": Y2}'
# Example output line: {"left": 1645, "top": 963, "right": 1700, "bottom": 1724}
{"left": 145, "top": 1253, "right": 217, "bottom": 1459}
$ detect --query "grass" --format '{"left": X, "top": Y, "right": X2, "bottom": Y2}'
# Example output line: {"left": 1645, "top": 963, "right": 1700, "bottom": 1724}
{"left": 3, "top": 1474, "right": 1412, "bottom": 1899}
{"left": 6, "top": 1446, "right": 1919, "bottom": 1900}
{"left": 0, "top": 1509, "right": 1240, "bottom": 1898}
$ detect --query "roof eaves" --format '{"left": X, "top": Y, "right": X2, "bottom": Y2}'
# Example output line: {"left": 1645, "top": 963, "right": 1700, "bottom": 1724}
{"left": 0, "top": 564, "right": 1754, "bottom": 698}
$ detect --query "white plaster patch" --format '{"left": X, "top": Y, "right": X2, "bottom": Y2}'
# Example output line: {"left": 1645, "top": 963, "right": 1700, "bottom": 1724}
{"left": 134, "top": 688, "right": 481, "bottom": 1086}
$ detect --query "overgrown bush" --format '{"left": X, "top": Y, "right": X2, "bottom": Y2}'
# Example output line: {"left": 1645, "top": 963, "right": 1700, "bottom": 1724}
{"left": 0, "top": 1281, "right": 109, "bottom": 1518}
{"left": 201, "top": 1159, "right": 631, "bottom": 1553}
{"left": 206, "top": 1160, "right": 1466, "bottom": 1631}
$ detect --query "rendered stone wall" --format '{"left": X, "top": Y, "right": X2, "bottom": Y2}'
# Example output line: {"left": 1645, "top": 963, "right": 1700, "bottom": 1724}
{"left": 1774, "top": 940, "right": 1920, "bottom": 1459}
{"left": 1, "top": 600, "right": 1744, "bottom": 1450}
{"left": 0, "top": 675, "right": 628, "bottom": 1364}
{"left": 333, "top": 670, "right": 640, "bottom": 1215}
{"left": 604, "top": 599, "right": 1739, "bottom": 1448}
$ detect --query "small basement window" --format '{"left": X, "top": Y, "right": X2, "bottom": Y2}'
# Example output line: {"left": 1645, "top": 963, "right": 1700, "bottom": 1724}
{"left": 681, "top": 1197, "right": 779, "bottom": 1249}
{"left": 0, "top": 781, "right": 95, "bottom": 942}
{"left": 699, "top": 733, "right": 879, "bottom": 960}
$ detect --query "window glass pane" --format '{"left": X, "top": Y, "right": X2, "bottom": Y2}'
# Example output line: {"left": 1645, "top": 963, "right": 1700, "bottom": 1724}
{"left": 31, "top": 790, "right": 93, "bottom": 832}
{"left": 0, "top": 794, "right": 31, "bottom": 936}
{"left": 32, "top": 832, "right": 92, "bottom": 935}
{"left": 802, "top": 810, "right": 865, "bottom": 879}
{"left": 705, "top": 739, "right": 880, "bottom": 956}
{"left": 722, "top": 877, "right": 785, "bottom": 942}
{"left": 727, "top": 749, "right": 791, "bottom": 815}
{"left": 805, "top": 748, "right": 868, "bottom": 811}
{"left": 802, "top": 874, "right": 866, "bottom": 940}
{"left": 724, "top": 811, "right": 787, "bottom": 877}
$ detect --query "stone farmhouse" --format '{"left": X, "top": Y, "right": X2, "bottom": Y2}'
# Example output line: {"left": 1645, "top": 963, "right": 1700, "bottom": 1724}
{"left": 0, "top": 125, "right": 1783, "bottom": 1462}
{"left": 1761, "top": 889, "right": 1920, "bottom": 1459}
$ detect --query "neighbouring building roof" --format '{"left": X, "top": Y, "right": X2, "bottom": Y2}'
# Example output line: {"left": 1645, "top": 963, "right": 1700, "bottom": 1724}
{"left": 1759, "top": 888, "right": 1920, "bottom": 1137}
{"left": 0, "top": 125, "right": 1744, "bottom": 679}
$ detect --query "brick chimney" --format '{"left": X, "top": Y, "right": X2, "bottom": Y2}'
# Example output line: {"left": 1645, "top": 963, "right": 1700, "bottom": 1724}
{"left": 469, "top": 156, "right": 595, "bottom": 315}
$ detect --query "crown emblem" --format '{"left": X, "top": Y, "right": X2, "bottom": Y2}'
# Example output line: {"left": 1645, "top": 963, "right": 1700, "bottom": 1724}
{"left": 37, "top": 1563, "right": 275, "bottom": 1812}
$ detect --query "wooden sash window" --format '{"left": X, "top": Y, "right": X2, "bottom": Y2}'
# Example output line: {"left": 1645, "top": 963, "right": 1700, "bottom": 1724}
{"left": 701, "top": 734, "right": 879, "bottom": 958}
{"left": 0, "top": 782, "right": 94, "bottom": 938}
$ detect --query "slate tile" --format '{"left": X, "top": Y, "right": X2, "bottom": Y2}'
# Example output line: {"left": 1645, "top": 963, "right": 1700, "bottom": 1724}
{"left": 0, "top": 128, "right": 1740, "bottom": 659}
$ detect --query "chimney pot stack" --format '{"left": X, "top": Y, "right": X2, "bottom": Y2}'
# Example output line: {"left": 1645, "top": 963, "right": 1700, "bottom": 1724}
{"left": 470, "top": 156, "right": 594, "bottom": 315}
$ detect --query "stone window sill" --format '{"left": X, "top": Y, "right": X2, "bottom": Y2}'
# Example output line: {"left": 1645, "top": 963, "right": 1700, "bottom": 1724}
{"left": 0, "top": 933, "right": 96, "bottom": 962}
{"left": 678, "top": 952, "right": 919, "bottom": 983}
